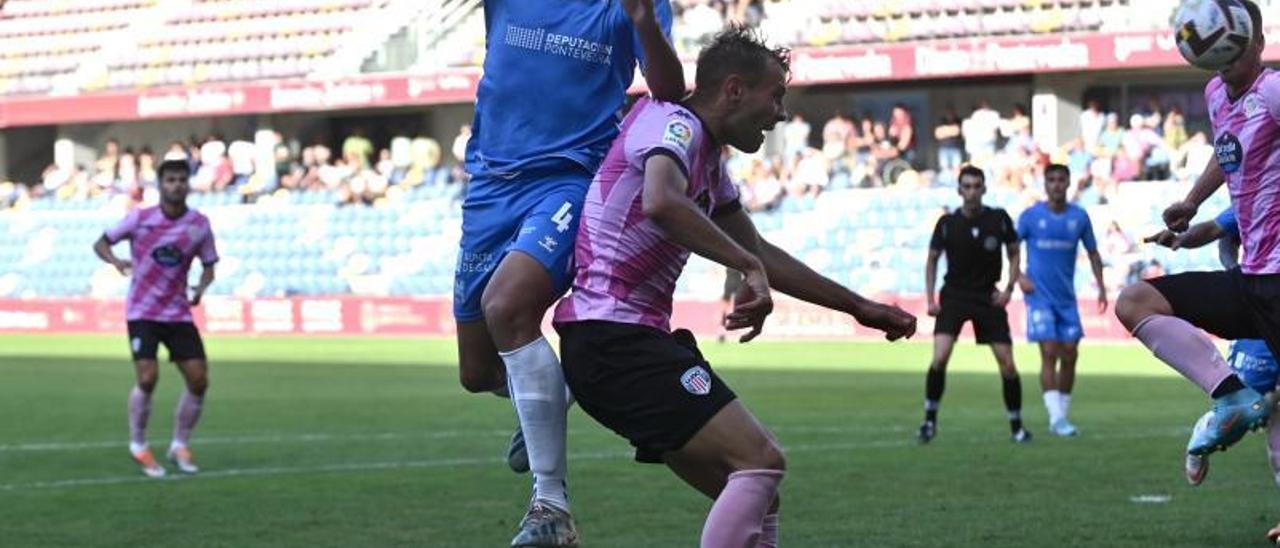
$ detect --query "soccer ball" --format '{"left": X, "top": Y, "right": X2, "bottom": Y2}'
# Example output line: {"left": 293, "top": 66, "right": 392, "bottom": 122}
{"left": 1173, "top": 0, "right": 1255, "bottom": 71}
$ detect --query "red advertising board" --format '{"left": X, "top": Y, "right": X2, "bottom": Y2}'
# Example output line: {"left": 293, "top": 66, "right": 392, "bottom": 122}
{"left": 1, "top": 28, "right": 1277, "bottom": 128}
{"left": 0, "top": 296, "right": 1132, "bottom": 341}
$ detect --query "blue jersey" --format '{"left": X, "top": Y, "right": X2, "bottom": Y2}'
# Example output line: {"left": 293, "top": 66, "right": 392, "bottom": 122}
{"left": 1017, "top": 202, "right": 1098, "bottom": 305}
{"left": 466, "top": 0, "right": 674, "bottom": 176}
{"left": 1215, "top": 206, "right": 1239, "bottom": 236}
{"left": 1229, "top": 339, "right": 1280, "bottom": 394}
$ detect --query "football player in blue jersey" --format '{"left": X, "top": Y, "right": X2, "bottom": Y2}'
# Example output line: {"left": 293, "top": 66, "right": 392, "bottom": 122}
{"left": 451, "top": 1, "right": 685, "bottom": 546}
{"left": 1016, "top": 164, "right": 1107, "bottom": 437}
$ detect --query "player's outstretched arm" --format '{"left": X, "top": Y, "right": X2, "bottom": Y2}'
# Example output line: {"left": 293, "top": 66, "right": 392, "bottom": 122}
{"left": 642, "top": 155, "right": 772, "bottom": 339}
{"left": 1164, "top": 158, "right": 1224, "bottom": 232}
{"left": 624, "top": 0, "right": 686, "bottom": 102}
{"left": 93, "top": 235, "right": 130, "bottom": 276}
{"left": 924, "top": 249, "right": 941, "bottom": 316}
{"left": 1144, "top": 220, "right": 1225, "bottom": 250}
{"left": 713, "top": 209, "right": 916, "bottom": 341}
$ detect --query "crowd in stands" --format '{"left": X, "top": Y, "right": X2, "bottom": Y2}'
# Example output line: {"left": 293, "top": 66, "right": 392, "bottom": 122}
{"left": 18, "top": 128, "right": 471, "bottom": 210}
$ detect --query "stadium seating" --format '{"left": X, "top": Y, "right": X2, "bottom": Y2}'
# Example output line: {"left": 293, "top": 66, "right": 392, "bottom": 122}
{"left": 0, "top": 181, "right": 1229, "bottom": 300}
{"left": 7, "top": 0, "right": 1271, "bottom": 93}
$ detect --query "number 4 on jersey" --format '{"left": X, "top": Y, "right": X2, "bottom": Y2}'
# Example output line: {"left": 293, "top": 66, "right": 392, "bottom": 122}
{"left": 551, "top": 202, "right": 574, "bottom": 233}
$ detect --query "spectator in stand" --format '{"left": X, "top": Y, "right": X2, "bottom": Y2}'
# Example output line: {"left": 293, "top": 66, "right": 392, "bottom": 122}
{"left": 889, "top": 103, "right": 916, "bottom": 166}
{"left": 342, "top": 127, "right": 374, "bottom": 169}
{"left": 935, "top": 107, "right": 964, "bottom": 184}
{"left": 275, "top": 144, "right": 303, "bottom": 190}
{"left": 782, "top": 113, "right": 810, "bottom": 161}
{"left": 1163, "top": 104, "right": 1188, "bottom": 153}
{"left": 749, "top": 158, "right": 784, "bottom": 212}
{"left": 227, "top": 140, "right": 256, "bottom": 187}
{"left": 192, "top": 137, "right": 232, "bottom": 192}
{"left": 1175, "top": 131, "right": 1215, "bottom": 181}
{"left": 96, "top": 138, "right": 121, "bottom": 181}
{"left": 963, "top": 100, "right": 1001, "bottom": 171}
{"left": 1001, "top": 104, "right": 1032, "bottom": 144}
{"left": 1090, "top": 113, "right": 1122, "bottom": 190}
{"left": 790, "top": 146, "right": 829, "bottom": 197}
{"left": 1102, "top": 220, "right": 1138, "bottom": 292}
{"left": 822, "top": 110, "right": 854, "bottom": 162}
{"left": 137, "top": 148, "right": 158, "bottom": 191}
{"left": 1139, "top": 96, "right": 1163, "bottom": 134}
{"left": 1079, "top": 99, "right": 1105, "bottom": 151}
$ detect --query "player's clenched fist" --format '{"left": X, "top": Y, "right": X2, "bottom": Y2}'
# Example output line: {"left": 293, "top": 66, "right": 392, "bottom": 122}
{"left": 853, "top": 301, "right": 917, "bottom": 341}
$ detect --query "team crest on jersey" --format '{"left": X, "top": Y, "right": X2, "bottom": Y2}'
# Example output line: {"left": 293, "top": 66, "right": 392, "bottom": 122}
{"left": 1216, "top": 132, "right": 1244, "bottom": 174}
{"left": 663, "top": 120, "right": 693, "bottom": 150}
{"left": 151, "top": 244, "right": 183, "bottom": 267}
{"left": 983, "top": 235, "right": 999, "bottom": 251}
{"left": 1245, "top": 95, "right": 1261, "bottom": 118}
{"left": 680, "top": 366, "right": 712, "bottom": 395}
{"left": 1067, "top": 219, "right": 1078, "bottom": 231}
{"left": 970, "top": 227, "right": 979, "bottom": 239}
{"left": 185, "top": 225, "right": 203, "bottom": 240}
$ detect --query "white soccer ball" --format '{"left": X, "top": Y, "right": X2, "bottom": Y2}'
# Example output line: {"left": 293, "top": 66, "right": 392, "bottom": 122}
{"left": 1173, "top": 0, "right": 1256, "bottom": 71}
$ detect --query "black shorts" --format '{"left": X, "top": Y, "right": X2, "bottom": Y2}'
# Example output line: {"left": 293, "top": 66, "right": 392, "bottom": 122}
{"left": 1148, "top": 269, "right": 1280, "bottom": 356}
{"left": 934, "top": 290, "right": 1012, "bottom": 344}
{"left": 126, "top": 320, "right": 206, "bottom": 362}
{"left": 557, "top": 320, "right": 737, "bottom": 464}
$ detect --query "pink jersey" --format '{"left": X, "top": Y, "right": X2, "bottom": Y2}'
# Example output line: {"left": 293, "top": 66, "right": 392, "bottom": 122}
{"left": 1206, "top": 68, "right": 1280, "bottom": 275}
{"left": 105, "top": 206, "right": 218, "bottom": 322}
{"left": 554, "top": 98, "right": 740, "bottom": 331}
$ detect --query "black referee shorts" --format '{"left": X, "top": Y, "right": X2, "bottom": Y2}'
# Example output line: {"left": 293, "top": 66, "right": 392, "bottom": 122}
{"left": 1148, "top": 269, "right": 1280, "bottom": 357}
{"left": 557, "top": 320, "right": 737, "bottom": 464}
{"left": 127, "top": 320, "right": 207, "bottom": 362}
{"left": 934, "top": 290, "right": 1012, "bottom": 345}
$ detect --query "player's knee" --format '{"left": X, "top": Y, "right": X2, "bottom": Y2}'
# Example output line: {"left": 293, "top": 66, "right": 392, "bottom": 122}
{"left": 137, "top": 377, "right": 158, "bottom": 393}
{"left": 481, "top": 292, "right": 540, "bottom": 336}
{"left": 755, "top": 440, "right": 787, "bottom": 472}
{"left": 458, "top": 366, "right": 501, "bottom": 394}
{"left": 1116, "top": 282, "right": 1159, "bottom": 329}
{"left": 188, "top": 376, "right": 209, "bottom": 396}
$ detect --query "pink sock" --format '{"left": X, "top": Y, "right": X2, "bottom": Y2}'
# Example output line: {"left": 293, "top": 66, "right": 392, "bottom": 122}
{"left": 128, "top": 386, "right": 151, "bottom": 446}
{"left": 757, "top": 513, "right": 779, "bottom": 548}
{"left": 1132, "top": 315, "right": 1233, "bottom": 394}
{"left": 172, "top": 391, "right": 204, "bottom": 446}
{"left": 701, "top": 470, "right": 784, "bottom": 548}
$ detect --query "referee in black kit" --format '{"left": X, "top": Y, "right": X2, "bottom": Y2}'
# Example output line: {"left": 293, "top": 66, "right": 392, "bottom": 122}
{"left": 917, "top": 165, "right": 1031, "bottom": 444}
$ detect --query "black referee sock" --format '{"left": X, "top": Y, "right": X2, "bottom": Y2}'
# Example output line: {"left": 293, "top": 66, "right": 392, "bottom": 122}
{"left": 1210, "top": 375, "right": 1246, "bottom": 398}
{"left": 1001, "top": 374, "right": 1023, "bottom": 433}
{"left": 924, "top": 368, "right": 946, "bottom": 423}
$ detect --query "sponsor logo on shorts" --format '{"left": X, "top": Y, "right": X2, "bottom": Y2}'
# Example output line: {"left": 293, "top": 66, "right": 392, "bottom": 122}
{"left": 680, "top": 366, "right": 712, "bottom": 396}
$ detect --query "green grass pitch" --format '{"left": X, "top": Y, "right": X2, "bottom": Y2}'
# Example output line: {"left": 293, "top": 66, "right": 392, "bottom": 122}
{"left": 1, "top": 334, "right": 1277, "bottom": 547}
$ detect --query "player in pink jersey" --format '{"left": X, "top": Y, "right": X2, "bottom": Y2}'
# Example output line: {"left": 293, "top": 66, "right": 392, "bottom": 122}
{"left": 94, "top": 159, "right": 218, "bottom": 478}
{"left": 554, "top": 27, "right": 917, "bottom": 547}
{"left": 1115, "top": 0, "right": 1280, "bottom": 472}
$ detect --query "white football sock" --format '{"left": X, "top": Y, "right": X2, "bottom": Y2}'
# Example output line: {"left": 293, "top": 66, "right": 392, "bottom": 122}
{"left": 502, "top": 337, "right": 570, "bottom": 513}
{"left": 1060, "top": 393, "right": 1072, "bottom": 420}
{"left": 1043, "top": 390, "right": 1062, "bottom": 424}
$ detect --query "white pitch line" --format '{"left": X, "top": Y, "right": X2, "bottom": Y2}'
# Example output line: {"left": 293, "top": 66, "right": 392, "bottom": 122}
{"left": 0, "top": 427, "right": 1192, "bottom": 493}
{"left": 0, "top": 425, "right": 912, "bottom": 453}
{"left": 0, "top": 430, "right": 512, "bottom": 453}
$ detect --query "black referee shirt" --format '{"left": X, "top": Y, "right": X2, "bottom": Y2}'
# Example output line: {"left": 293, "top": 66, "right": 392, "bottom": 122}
{"left": 929, "top": 206, "right": 1017, "bottom": 298}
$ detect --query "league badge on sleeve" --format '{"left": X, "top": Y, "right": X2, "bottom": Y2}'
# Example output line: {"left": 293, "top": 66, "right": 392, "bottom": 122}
{"left": 663, "top": 120, "right": 694, "bottom": 150}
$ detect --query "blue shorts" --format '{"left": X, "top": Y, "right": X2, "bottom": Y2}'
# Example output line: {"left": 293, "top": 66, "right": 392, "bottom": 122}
{"left": 1228, "top": 339, "right": 1280, "bottom": 394}
{"left": 1025, "top": 300, "right": 1083, "bottom": 343}
{"left": 453, "top": 162, "right": 591, "bottom": 322}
